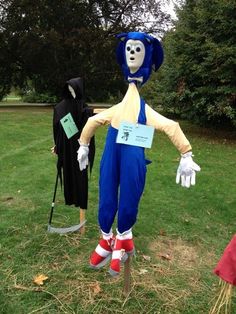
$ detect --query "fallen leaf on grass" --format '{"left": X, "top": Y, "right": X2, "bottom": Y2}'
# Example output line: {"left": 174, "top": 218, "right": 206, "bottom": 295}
{"left": 159, "top": 253, "right": 172, "bottom": 261}
{"left": 159, "top": 229, "right": 166, "bottom": 236}
{"left": 139, "top": 269, "right": 148, "bottom": 275}
{"left": 142, "top": 255, "right": 151, "bottom": 262}
{"left": 63, "top": 254, "right": 71, "bottom": 260}
{"left": 89, "top": 282, "right": 101, "bottom": 295}
{"left": 51, "top": 262, "right": 60, "bottom": 270}
{"left": 33, "top": 274, "right": 48, "bottom": 286}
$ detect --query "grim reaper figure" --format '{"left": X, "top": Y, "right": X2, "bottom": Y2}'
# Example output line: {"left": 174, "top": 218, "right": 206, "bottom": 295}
{"left": 53, "top": 77, "right": 95, "bottom": 209}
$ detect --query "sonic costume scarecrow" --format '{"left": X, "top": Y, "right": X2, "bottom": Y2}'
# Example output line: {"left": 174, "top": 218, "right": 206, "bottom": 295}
{"left": 77, "top": 32, "right": 201, "bottom": 276}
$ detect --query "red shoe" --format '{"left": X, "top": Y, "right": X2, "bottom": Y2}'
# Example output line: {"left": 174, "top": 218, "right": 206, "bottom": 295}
{"left": 109, "top": 230, "right": 135, "bottom": 276}
{"left": 90, "top": 237, "right": 114, "bottom": 269}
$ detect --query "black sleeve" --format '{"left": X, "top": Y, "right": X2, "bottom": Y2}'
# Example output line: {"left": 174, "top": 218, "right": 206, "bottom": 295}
{"left": 53, "top": 106, "right": 59, "bottom": 145}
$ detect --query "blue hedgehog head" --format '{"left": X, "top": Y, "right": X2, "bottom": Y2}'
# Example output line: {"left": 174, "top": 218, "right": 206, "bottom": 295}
{"left": 116, "top": 31, "right": 164, "bottom": 85}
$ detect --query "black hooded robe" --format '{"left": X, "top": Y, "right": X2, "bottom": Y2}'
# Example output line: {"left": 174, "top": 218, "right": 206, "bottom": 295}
{"left": 53, "top": 78, "right": 95, "bottom": 209}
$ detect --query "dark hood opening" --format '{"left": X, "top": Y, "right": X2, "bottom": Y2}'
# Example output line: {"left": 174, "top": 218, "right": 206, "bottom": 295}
{"left": 62, "top": 77, "right": 84, "bottom": 101}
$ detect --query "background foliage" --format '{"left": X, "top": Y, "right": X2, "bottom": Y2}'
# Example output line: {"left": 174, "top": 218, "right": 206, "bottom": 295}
{"left": 158, "top": 0, "right": 236, "bottom": 126}
{"left": 0, "top": 0, "right": 170, "bottom": 102}
{"left": 0, "top": 0, "right": 235, "bottom": 127}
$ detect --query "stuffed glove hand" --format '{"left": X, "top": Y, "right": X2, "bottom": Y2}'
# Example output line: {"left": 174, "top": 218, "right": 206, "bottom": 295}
{"left": 176, "top": 151, "right": 201, "bottom": 188}
{"left": 77, "top": 143, "right": 89, "bottom": 171}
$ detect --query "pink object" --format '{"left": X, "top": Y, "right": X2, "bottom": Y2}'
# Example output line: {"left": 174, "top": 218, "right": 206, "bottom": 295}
{"left": 214, "top": 234, "right": 236, "bottom": 286}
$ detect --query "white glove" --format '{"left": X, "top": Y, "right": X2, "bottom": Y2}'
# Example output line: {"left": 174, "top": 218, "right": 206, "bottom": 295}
{"left": 176, "top": 151, "right": 201, "bottom": 188}
{"left": 77, "top": 144, "right": 89, "bottom": 171}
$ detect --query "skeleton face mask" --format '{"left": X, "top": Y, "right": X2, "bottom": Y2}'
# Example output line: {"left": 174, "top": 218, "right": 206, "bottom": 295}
{"left": 68, "top": 85, "right": 76, "bottom": 99}
{"left": 125, "top": 40, "right": 145, "bottom": 74}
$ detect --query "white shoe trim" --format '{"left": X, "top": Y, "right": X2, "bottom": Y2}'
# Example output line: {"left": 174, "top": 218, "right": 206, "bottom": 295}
{"left": 101, "top": 229, "right": 113, "bottom": 240}
{"left": 95, "top": 244, "right": 111, "bottom": 258}
{"left": 112, "top": 249, "right": 126, "bottom": 260}
{"left": 116, "top": 230, "right": 132, "bottom": 240}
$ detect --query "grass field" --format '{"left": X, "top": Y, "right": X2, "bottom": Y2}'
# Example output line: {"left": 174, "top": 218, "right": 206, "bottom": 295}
{"left": 0, "top": 107, "right": 236, "bottom": 314}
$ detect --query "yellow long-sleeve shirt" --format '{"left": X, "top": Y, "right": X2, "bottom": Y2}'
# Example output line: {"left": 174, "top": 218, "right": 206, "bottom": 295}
{"left": 80, "top": 83, "right": 192, "bottom": 154}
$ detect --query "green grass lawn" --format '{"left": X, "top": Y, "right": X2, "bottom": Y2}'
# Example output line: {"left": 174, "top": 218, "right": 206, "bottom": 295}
{"left": 0, "top": 107, "right": 236, "bottom": 314}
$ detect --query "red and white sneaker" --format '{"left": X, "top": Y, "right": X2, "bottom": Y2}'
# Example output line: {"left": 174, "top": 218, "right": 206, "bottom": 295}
{"left": 109, "top": 230, "right": 135, "bottom": 276}
{"left": 90, "top": 235, "right": 114, "bottom": 269}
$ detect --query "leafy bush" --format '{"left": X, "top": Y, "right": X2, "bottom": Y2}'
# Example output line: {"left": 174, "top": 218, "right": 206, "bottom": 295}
{"left": 22, "top": 91, "right": 57, "bottom": 103}
{"left": 159, "top": 0, "right": 236, "bottom": 127}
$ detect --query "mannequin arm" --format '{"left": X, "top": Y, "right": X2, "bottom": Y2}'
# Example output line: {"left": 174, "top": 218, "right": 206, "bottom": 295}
{"left": 93, "top": 108, "right": 105, "bottom": 114}
{"left": 146, "top": 105, "right": 192, "bottom": 154}
{"left": 79, "top": 105, "right": 117, "bottom": 144}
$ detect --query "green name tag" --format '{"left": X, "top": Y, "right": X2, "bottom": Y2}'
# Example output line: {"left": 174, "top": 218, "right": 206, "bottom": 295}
{"left": 60, "top": 113, "right": 79, "bottom": 139}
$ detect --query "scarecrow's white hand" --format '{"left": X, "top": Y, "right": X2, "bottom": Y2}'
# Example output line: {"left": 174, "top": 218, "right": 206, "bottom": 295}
{"left": 176, "top": 151, "right": 201, "bottom": 188}
{"left": 77, "top": 144, "right": 89, "bottom": 171}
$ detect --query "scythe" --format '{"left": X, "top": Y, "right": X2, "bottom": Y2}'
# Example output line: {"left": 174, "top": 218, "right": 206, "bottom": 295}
{"left": 47, "top": 171, "right": 86, "bottom": 234}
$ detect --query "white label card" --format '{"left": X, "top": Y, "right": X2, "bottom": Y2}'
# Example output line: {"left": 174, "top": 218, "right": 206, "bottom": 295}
{"left": 116, "top": 121, "right": 154, "bottom": 148}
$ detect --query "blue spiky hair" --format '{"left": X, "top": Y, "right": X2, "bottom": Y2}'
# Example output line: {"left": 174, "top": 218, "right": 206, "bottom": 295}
{"left": 116, "top": 31, "right": 164, "bottom": 85}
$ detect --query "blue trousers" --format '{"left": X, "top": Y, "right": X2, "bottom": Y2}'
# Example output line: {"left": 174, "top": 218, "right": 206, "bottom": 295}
{"left": 98, "top": 98, "right": 148, "bottom": 234}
